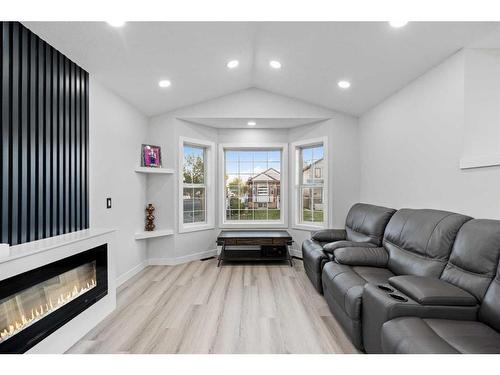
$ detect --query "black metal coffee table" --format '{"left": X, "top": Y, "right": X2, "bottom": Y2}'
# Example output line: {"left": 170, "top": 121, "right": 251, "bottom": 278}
{"left": 216, "top": 230, "right": 293, "bottom": 267}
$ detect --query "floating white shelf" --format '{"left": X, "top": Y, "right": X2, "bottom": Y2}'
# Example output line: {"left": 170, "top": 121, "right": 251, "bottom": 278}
{"left": 134, "top": 229, "right": 174, "bottom": 240}
{"left": 134, "top": 167, "right": 175, "bottom": 174}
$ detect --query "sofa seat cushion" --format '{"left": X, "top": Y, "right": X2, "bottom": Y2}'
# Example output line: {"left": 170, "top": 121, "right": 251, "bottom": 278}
{"left": 382, "top": 317, "right": 500, "bottom": 354}
{"left": 322, "top": 262, "right": 394, "bottom": 320}
{"left": 323, "top": 240, "right": 376, "bottom": 254}
{"left": 353, "top": 266, "right": 395, "bottom": 285}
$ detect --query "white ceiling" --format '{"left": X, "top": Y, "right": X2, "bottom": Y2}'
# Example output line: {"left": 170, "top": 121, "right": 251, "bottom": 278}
{"left": 24, "top": 21, "right": 500, "bottom": 117}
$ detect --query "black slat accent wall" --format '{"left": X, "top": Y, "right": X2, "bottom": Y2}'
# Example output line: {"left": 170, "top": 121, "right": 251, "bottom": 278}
{"left": 1, "top": 22, "right": 89, "bottom": 246}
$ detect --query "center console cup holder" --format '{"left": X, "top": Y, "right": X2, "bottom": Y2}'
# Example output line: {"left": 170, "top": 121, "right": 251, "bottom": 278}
{"left": 389, "top": 293, "right": 408, "bottom": 302}
{"left": 377, "top": 285, "right": 394, "bottom": 293}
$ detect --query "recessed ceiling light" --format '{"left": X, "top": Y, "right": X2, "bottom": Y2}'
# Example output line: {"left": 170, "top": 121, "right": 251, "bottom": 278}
{"left": 389, "top": 21, "right": 408, "bottom": 28}
{"left": 269, "top": 60, "right": 282, "bottom": 69}
{"left": 158, "top": 79, "right": 171, "bottom": 88}
{"left": 247, "top": 121, "right": 256, "bottom": 126}
{"left": 107, "top": 21, "right": 126, "bottom": 28}
{"left": 226, "top": 60, "right": 239, "bottom": 69}
{"left": 337, "top": 80, "right": 351, "bottom": 89}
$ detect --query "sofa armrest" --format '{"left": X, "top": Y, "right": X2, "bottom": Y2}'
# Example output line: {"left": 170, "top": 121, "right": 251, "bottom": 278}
{"left": 302, "top": 239, "right": 330, "bottom": 293}
{"left": 334, "top": 246, "right": 388, "bottom": 267}
{"left": 388, "top": 276, "right": 477, "bottom": 306}
{"left": 323, "top": 241, "right": 376, "bottom": 254}
{"left": 311, "top": 228, "right": 346, "bottom": 243}
{"left": 302, "top": 239, "right": 328, "bottom": 263}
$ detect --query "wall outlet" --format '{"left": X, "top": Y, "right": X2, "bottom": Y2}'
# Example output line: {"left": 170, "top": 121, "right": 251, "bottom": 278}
{"left": 106, "top": 198, "right": 112, "bottom": 209}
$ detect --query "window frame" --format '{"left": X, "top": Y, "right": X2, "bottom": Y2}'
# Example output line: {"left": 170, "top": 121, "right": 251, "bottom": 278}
{"left": 218, "top": 143, "right": 288, "bottom": 229}
{"left": 291, "top": 137, "right": 329, "bottom": 231}
{"left": 178, "top": 137, "right": 215, "bottom": 233}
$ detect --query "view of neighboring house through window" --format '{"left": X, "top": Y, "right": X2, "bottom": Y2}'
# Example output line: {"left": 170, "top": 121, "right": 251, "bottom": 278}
{"left": 225, "top": 149, "right": 282, "bottom": 221}
{"left": 183, "top": 144, "right": 206, "bottom": 224}
{"left": 299, "top": 144, "right": 325, "bottom": 224}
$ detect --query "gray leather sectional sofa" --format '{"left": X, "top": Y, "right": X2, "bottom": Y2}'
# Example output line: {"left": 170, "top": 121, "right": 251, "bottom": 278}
{"left": 302, "top": 203, "right": 500, "bottom": 354}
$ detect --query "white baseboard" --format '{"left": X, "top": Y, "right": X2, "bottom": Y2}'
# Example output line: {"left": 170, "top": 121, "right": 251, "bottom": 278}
{"left": 290, "top": 248, "right": 302, "bottom": 258}
{"left": 148, "top": 249, "right": 218, "bottom": 266}
{"left": 116, "top": 260, "right": 148, "bottom": 287}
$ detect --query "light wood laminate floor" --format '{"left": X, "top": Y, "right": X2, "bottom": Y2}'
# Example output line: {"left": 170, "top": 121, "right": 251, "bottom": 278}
{"left": 67, "top": 258, "right": 358, "bottom": 354}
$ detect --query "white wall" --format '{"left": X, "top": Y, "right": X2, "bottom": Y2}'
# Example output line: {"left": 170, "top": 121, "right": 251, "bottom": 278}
{"left": 89, "top": 78, "right": 149, "bottom": 282}
{"left": 147, "top": 88, "right": 361, "bottom": 260}
{"left": 359, "top": 51, "right": 500, "bottom": 219}
{"left": 147, "top": 115, "right": 219, "bottom": 263}
{"left": 462, "top": 49, "right": 500, "bottom": 168}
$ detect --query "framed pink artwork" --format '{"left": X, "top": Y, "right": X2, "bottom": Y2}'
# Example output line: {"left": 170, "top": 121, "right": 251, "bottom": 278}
{"left": 141, "top": 144, "right": 162, "bottom": 167}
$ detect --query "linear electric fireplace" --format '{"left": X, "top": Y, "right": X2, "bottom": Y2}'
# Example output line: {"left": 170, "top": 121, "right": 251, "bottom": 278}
{"left": 0, "top": 245, "right": 108, "bottom": 353}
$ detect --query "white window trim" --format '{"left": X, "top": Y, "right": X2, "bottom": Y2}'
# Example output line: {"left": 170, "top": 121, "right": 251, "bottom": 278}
{"left": 178, "top": 137, "right": 215, "bottom": 233}
{"left": 291, "top": 137, "right": 329, "bottom": 231}
{"left": 218, "top": 142, "right": 288, "bottom": 229}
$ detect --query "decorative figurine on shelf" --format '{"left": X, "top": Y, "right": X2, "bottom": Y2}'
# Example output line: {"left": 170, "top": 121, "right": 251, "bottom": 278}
{"left": 145, "top": 204, "right": 156, "bottom": 231}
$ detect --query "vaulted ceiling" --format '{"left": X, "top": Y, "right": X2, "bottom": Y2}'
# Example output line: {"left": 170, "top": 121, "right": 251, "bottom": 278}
{"left": 24, "top": 21, "right": 500, "bottom": 117}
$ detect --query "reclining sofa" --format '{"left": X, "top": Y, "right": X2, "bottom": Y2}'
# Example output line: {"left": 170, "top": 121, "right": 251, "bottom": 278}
{"left": 379, "top": 219, "right": 500, "bottom": 354}
{"left": 302, "top": 203, "right": 396, "bottom": 293}
{"left": 302, "top": 203, "right": 500, "bottom": 354}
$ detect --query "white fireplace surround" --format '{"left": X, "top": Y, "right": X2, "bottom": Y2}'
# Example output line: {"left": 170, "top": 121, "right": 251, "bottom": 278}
{"left": 0, "top": 229, "right": 116, "bottom": 354}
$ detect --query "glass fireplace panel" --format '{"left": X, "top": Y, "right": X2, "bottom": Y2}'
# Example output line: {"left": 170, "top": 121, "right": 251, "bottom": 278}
{"left": 0, "top": 261, "right": 97, "bottom": 344}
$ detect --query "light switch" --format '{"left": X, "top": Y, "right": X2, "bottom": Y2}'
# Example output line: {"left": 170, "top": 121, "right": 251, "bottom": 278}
{"left": 106, "top": 198, "right": 112, "bottom": 209}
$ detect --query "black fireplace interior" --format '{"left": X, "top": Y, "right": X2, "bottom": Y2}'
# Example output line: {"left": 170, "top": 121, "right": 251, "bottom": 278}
{"left": 0, "top": 244, "right": 108, "bottom": 353}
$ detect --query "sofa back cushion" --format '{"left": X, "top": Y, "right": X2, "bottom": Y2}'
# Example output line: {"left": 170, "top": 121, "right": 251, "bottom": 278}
{"left": 345, "top": 203, "right": 396, "bottom": 246}
{"left": 441, "top": 219, "right": 500, "bottom": 302}
{"left": 384, "top": 209, "right": 471, "bottom": 277}
{"left": 480, "top": 262, "right": 500, "bottom": 332}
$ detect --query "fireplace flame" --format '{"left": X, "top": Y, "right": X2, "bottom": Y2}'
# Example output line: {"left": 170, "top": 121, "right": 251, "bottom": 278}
{"left": 0, "top": 278, "right": 96, "bottom": 343}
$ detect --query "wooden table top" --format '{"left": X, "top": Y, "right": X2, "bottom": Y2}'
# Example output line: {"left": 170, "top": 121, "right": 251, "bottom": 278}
{"left": 217, "top": 230, "right": 292, "bottom": 239}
